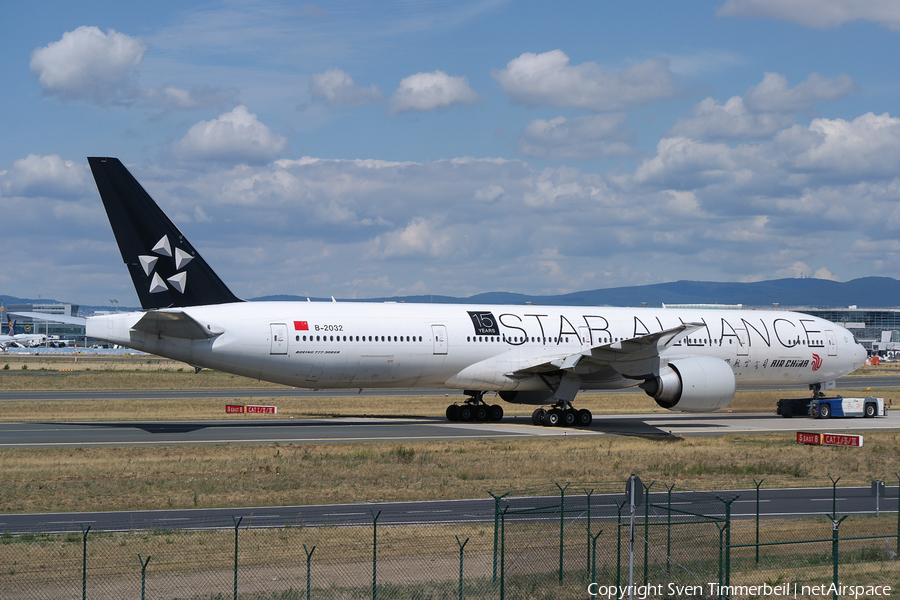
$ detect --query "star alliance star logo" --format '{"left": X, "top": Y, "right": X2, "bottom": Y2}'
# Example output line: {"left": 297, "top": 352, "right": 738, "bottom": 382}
{"left": 138, "top": 234, "right": 193, "bottom": 295}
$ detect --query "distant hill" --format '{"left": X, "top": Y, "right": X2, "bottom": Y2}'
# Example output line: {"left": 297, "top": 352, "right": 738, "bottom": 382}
{"left": 6, "top": 276, "right": 900, "bottom": 313}
{"left": 254, "top": 276, "right": 900, "bottom": 308}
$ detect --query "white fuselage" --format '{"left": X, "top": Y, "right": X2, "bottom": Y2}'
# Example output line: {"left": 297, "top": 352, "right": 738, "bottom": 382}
{"left": 85, "top": 302, "right": 867, "bottom": 394}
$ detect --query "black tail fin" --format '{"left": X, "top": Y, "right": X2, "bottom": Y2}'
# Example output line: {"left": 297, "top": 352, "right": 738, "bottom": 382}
{"left": 88, "top": 157, "right": 242, "bottom": 309}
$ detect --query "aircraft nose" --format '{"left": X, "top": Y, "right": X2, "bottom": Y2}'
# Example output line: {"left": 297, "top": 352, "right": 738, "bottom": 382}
{"left": 855, "top": 342, "right": 868, "bottom": 367}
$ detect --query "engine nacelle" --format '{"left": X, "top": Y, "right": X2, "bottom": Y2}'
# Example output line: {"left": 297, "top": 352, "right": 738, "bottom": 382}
{"left": 498, "top": 390, "right": 556, "bottom": 405}
{"left": 639, "top": 356, "right": 735, "bottom": 412}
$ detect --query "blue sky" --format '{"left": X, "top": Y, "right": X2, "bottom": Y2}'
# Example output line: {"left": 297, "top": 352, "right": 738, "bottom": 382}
{"left": 3, "top": 0, "right": 900, "bottom": 307}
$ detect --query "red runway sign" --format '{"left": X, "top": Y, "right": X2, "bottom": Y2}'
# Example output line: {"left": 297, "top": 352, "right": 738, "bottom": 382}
{"left": 225, "top": 404, "right": 278, "bottom": 415}
{"left": 822, "top": 433, "right": 863, "bottom": 447}
{"left": 796, "top": 431, "right": 820, "bottom": 445}
{"left": 796, "top": 431, "right": 863, "bottom": 447}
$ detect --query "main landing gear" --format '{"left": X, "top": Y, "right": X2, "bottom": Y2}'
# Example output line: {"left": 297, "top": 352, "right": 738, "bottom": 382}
{"left": 531, "top": 401, "right": 593, "bottom": 428}
{"left": 446, "top": 391, "right": 504, "bottom": 422}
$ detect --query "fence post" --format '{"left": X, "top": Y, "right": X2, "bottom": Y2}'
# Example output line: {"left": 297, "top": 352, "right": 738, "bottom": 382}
{"left": 556, "top": 482, "right": 570, "bottom": 585}
{"left": 80, "top": 524, "right": 91, "bottom": 600}
{"left": 371, "top": 509, "right": 381, "bottom": 600}
{"left": 642, "top": 480, "right": 655, "bottom": 586}
{"left": 303, "top": 544, "right": 315, "bottom": 600}
{"left": 590, "top": 530, "right": 603, "bottom": 587}
{"left": 716, "top": 522, "right": 725, "bottom": 600}
{"left": 500, "top": 506, "right": 508, "bottom": 600}
{"left": 232, "top": 516, "right": 243, "bottom": 600}
{"left": 616, "top": 500, "right": 625, "bottom": 590}
{"left": 456, "top": 536, "right": 469, "bottom": 600}
{"left": 664, "top": 483, "right": 675, "bottom": 573}
{"left": 716, "top": 496, "right": 737, "bottom": 594}
{"left": 138, "top": 555, "right": 151, "bottom": 600}
{"left": 828, "top": 514, "right": 848, "bottom": 600}
{"left": 829, "top": 475, "right": 841, "bottom": 517}
{"left": 584, "top": 488, "right": 594, "bottom": 580}
{"left": 488, "top": 491, "right": 508, "bottom": 582}
{"left": 753, "top": 479, "right": 763, "bottom": 564}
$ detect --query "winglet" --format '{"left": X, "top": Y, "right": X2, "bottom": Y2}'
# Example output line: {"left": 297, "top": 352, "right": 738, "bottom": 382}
{"left": 88, "top": 157, "right": 242, "bottom": 309}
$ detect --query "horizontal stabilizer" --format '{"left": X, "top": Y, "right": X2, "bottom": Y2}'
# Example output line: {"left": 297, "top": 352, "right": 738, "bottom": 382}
{"left": 132, "top": 311, "right": 224, "bottom": 340}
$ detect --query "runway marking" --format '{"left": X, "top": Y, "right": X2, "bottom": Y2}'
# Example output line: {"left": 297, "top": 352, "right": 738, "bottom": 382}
{"left": 0, "top": 433, "right": 539, "bottom": 448}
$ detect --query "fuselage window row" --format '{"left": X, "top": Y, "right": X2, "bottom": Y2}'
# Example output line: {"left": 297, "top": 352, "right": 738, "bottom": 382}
{"left": 294, "top": 335, "right": 424, "bottom": 342}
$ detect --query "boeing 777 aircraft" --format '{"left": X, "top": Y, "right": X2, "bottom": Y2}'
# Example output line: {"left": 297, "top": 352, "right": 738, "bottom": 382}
{"left": 71, "top": 157, "right": 870, "bottom": 426}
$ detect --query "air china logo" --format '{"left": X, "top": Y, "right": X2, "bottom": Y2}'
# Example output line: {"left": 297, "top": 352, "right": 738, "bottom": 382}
{"left": 811, "top": 354, "right": 823, "bottom": 371}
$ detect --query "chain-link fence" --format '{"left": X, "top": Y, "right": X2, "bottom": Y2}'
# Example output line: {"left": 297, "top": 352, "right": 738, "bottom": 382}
{"left": 2, "top": 478, "right": 898, "bottom": 599}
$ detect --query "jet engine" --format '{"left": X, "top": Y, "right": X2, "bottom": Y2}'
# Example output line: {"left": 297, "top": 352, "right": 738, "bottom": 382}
{"left": 498, "top": 390, "right": 556, "bottom": 405}
{"left": 639, "top": 356, "right": 735, "bottom": 412}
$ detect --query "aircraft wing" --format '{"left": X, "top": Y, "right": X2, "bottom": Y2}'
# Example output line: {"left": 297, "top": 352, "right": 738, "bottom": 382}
{"left": 8, "top": 312, "right": 87, "bottom": 326}
{"left": 506, "top": 322, "right": 705, "bottom": 380}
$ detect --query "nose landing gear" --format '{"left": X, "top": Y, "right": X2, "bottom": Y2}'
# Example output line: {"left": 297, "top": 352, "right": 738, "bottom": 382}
{"left": 446, "top": 391, "right": 504, "bottom": 422}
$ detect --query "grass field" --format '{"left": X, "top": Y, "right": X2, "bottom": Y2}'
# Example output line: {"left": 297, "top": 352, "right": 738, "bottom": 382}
{"left": 2, "top": 430, "right": 898, "bottom": 513}
{"left": 0, "top": 355, "right": 897, "bottom": 514}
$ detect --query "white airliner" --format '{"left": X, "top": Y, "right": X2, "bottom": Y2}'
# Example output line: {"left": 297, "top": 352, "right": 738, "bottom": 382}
{"left": 0, "top": 319, "right": 46, "bottom": 350}
{"left": 52, "top": 158, "right": 874, "bottom": 426}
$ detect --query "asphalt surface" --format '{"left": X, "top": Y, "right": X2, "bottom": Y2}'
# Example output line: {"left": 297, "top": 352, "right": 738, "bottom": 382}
{"left": 1, "top": 409, "right": 898, "bottom": 448}
{"left": 1, "top": 486, "right": 895, "bottom": 534}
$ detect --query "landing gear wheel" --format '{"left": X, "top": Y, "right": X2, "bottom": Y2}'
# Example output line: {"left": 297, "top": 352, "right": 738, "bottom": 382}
{"left": 446, "top": 405, "right": 460, "bottom": 421}
{"left": 818, "top": 403, "right": 831, "bottom": 419}
{"left": 475, "top": 405, "right": 488, "bottom": 421}
{"left": 532, "top": 408, "right": 545, "bottom": 426}
{"left": 489, "top": 405, "right": 504, "bottom": 422}
{"left": 545, "top": 409, "right": 561, "bottom": 427}
{"left": 562, "top": 409, "right": 577, "bottom": 427}
{"left": 576, "top": 409, "right": 592, "bottom": 427}
{"left": 459, "top": 406, "right": 474, "bottom": 421}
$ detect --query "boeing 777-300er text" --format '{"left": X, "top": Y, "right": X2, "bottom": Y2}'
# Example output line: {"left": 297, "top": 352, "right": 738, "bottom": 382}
{"left": 72, "top": 157, "right": 870, "bottom": 426}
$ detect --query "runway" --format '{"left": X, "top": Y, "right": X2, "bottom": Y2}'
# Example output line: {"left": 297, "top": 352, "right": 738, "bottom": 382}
{"left": 1, "top": 410, "right": 898, "bottom": 448}
{"left": 1, "top": 486, "right": 895, "bottom": 534}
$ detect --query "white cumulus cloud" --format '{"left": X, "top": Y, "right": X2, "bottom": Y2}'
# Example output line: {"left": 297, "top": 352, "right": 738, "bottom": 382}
{"left": 30, "top": 26, "right": 146, "bottom": 103}
{"left": 668, "top": 96, "right": 794, "bottom": 140}
{"left": 718, "top": 0, "right": 900, "bottom": 31}
{"left": 30, "top": 26, "right": 239, "bottom": 110}
{"left": 389, "top": 70, "right": 479, "bottom": 114}
{"left": 0, "top": 154, "right": 90, "bottom": 198}
{"left": 668, "top": 72, "right": 857, "bottom": 141}
{"left": 743, "top": 72, "right": 857, "bottom": 113}
{"left": 518, "top": 114, "right": 635, "bottom": 160}
{"left": 493, "top": 50, "right": 680, "bottom": 111}
{"left": 173, "top": 105, "right": 289, "bottom": 165}
{"left": 310, "top": 69, "right": 382, "bottom": 107}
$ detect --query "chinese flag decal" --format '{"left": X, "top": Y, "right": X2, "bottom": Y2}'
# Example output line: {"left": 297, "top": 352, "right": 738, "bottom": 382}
{"left": 294, "top": 321, "right": 309, "bottom": 331}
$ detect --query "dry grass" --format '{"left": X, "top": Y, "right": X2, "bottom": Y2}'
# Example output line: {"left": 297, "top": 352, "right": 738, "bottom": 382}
{"left": 1, "top": 431, "right": 898, "bottom": 514}
{"left": 1, "top": 356, "right": 897, "bottom": 516}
